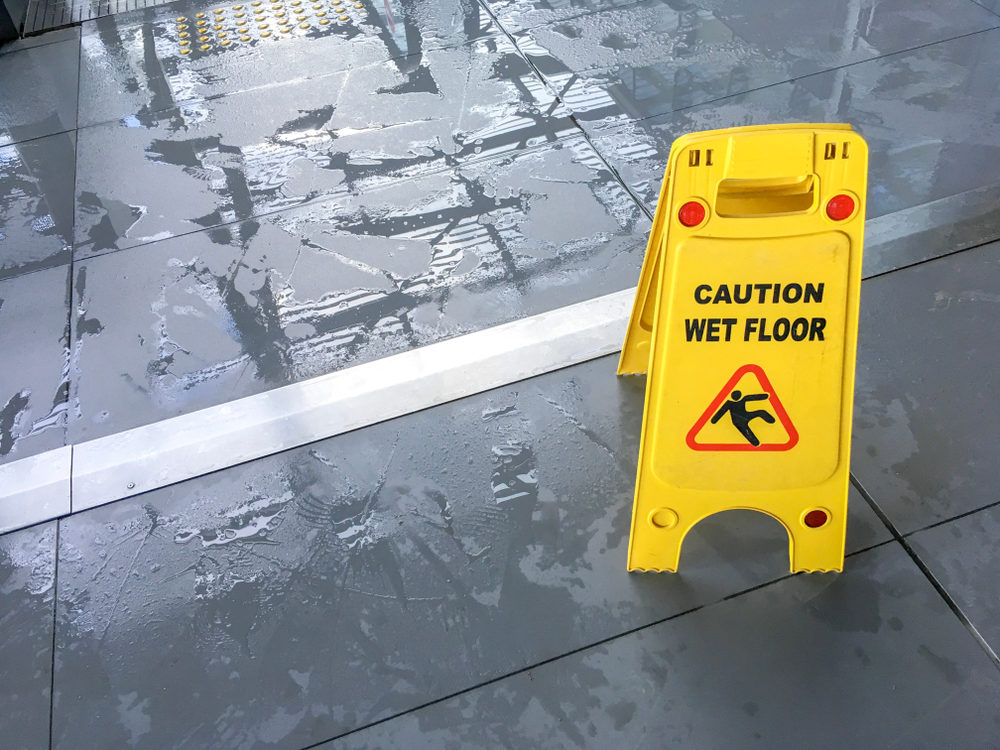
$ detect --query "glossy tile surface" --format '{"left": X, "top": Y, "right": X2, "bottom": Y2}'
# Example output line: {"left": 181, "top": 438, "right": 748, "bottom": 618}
{"left": 483, "top": 0, "right": 641, "bottom": 31}
{"left": 75, "top": 33, "right": 575, "bottom": 255}
{"left": 78, "top": 0, "right": 498, "bottom": 127}
{"left": 585, "top": 28, "right": 1000, "bottom": 275}
{"left": 0, "top": 35, "right": 79, "bottom": 144}
{"left": 908, "top": 504, "right": 1000, "bottom": 655}
{"left": 852, "top": 241, "right": 1000, "bottom": 535}
{"left": 0, "top": 265, "right": 69, "bottom": 465}
{"left": 70, "top": 135, "right": 647, "bottom": 440}
{"left": 53, "top": 354, "right": 889, "bottom": 748}
{"left": 0, "top": 522, "right": 56, "bottom": 750}
{"left": 328, "top": 543, "right": 1000, "bottom": 750}
{"left": 0, "top": 132, "right": 75, "bottom": 279}
{"left": 517, "top": 0, "right": 998, "bottom": 126}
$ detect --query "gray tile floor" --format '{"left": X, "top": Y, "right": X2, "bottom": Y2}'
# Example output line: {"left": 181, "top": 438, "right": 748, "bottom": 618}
{"left": 2, "top": 0, "right": 1000, "bottom": 747}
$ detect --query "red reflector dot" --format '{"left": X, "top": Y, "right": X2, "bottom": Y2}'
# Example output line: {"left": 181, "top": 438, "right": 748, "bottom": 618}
{"left": 804, "top": 509, "right": 829, "bottom": 528}
{"left": 678, "top": 201, "right": 706, "bottom": 227}
{"left": 826, "top": 194, "right": 855, "bottom": 221}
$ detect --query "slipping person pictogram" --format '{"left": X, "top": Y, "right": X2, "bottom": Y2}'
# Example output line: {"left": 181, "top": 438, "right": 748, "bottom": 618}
{"left": 709, "top": 390, "right": 776, "bottom": 447}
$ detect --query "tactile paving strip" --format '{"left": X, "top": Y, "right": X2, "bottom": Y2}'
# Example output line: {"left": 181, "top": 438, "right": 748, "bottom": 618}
{"left": 22, "top": 0, "right": 365, "bottom": 36}
{"left": 171, "top": 0, "right": 363, "bottom": 56}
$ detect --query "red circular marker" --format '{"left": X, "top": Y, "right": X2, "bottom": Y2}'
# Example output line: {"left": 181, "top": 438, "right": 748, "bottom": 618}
{"left": 804, "top": 509, "right": 829, "bottom": 528}
{"left": 826, "top": 194, "right": 855, "bottom": 221}
{"left": 678, "top": 201, "right": 706, "bottom": 227}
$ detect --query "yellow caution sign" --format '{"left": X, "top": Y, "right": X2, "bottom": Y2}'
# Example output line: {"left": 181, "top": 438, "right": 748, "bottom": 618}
{"left": 620, "top": 123, "right": 867, "bottom": 573}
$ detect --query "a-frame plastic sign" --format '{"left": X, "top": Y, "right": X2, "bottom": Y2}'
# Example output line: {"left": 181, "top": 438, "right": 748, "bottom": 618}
{"left": 619, "top": 123, "right": 867, "bottom": 573}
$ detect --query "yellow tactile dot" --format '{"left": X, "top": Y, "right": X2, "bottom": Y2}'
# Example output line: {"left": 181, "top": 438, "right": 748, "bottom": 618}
{"left": 220, "top": 39, "right": 231, "bottom": 45}
{"left": 213, "top": 23, "right": 223, "bottom": 29}
{"left": 299, "top": 21, "right": 309, "bottom": 27}
{"left": 260, "top": 29, "right": 271, "bottom": 36}
{"left": 177, "top": 22, "right": 187, "bottom": 28}
{"left": 353, "top": 3, "right": 362, "bottom": 7}
{"left": 199, "top": 35, "right": 211, "bottom": 41}
{"left": 217, "top": 30, "right": 228, "bottom": 36}
{"left": 180, "top": 48, "right": 191, "bottom": 53}
{"left": 290, "top": 0, "right": 300, "bottom": 5}
{"left": 176, "top": 15, "right": 186, "bottom": 21}
{"left": 234, "top": 11, "right": 244, "bottom": 17}
{"left": 178, "top": 31, "right": 189, "bottom": 37}
{"left": 280, "top": 25, "right": 290, "bottom": 31}
{"left": 319, "top": 17, "right": 328, "bottom": 23}
{"left": 233, "top": 3, "right": 244, "bottom": 8}
{"left": 200, "top": 43, "right": 211, "bottom": 49}
{"left": 196, "top": 19, "right": 207, "bottom": 25}
{"left": 274, "top": 9, "right": 284, "bottom": 15}
{"left": 251, "top": 1, "right": 261, "bottom": 4}
{"left": 338, "top": 13, "right": 348, "bottom": 20}
{"left": 195, "top": 12, "right": 205, "bottom": 17}
{"left": 179, "top": 39, "right": 190, "bottom": 45}
{"left": 240, "top": 34, "right": 251, "bottom": 40}
{"left": 315, "top": 10, "right": 324, "bottom": 16}
{"left": 258, "top": 22, "right": 268, "bottom": 27}
{"left": 237, "top": 24, "right": 248, "bottom": 31}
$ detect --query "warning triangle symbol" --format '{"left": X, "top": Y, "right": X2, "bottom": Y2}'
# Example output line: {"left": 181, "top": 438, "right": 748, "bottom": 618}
{"left": 686, "top": 364, "right": 798, "bottom": 452}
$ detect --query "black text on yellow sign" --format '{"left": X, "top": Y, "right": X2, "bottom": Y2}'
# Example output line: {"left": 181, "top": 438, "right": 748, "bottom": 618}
{"left": 618, "top": 123, "right": 868, "bottom": 574}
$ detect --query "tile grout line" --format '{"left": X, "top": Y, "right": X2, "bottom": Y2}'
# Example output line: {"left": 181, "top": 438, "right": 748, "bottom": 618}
{"left": 901, "top": 496, "right": 1000, "bottom": 537}
{"left": 46, "top": 518, "right": 60, "bottom": 750}
{"left": 301, "top": 539, "right": 893, "bottom": 748}
{"left": 477, "top": 0, "right": 656, "bottom": 223}
{"left": 66, "top": 28, "right": 82, "bottom": 514}
{"left": 967, "top": 0, "right": 1000, "bottom": 20}
{"left": 849, "top": 473, "right": 1000, "bottom": 672}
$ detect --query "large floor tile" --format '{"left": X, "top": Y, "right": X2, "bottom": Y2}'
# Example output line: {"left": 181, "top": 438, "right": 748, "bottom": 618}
{"left": 0, "top": 521, "right": 57, "bottom": 750}
{"left": 52, "top": 354, "right": 886, "bottom": 748}
{"left": 517, "top": 0, "right": 998, "bottom": 127}
{"left": 852, "top": 242, "right": 1000, "bottom": 535}
{"left": 74, "top": 33, "right": 576, "bottom": 256}
{"left": 78, "top": 0, "right": 498, "bottom": 127}
{"left": 0, "top": 265, "right": 69, "bottom": 465}
{"left": 327, "top": 543, "right": 1000, "bottom": 750}
{"left": 0, "top": 35, "right": 79, "bottom": 144}
{"left": 585, "top": 27, "right": 1000, "bottom": 274}
{"left": 69, "top": 135, "right": 646, "bottom": 440}
{"left": 0, "top": 132, "right": 75, "bottom": 279}
{"left": 908, "top": 504, "right": 1000, "bottom": 656}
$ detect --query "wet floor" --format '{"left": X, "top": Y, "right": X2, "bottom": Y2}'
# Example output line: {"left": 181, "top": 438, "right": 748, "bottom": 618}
{"left": 2, "top": 0, "right": 1000, "bottom": 747}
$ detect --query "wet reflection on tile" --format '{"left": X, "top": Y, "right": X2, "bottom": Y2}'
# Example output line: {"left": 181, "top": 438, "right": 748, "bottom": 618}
{"left": 517, "top": 0, "right": 998, "bottom": 127}
{"left": 78, "top": 0, "right": 497, "bottom": 128}
{"left": 0, "top": 35, "right": 79, "bottom": 144}
{"left": 852, "top": 242, "right": 1000, "bottom": 535}
{"left": 584, "top": 28, "right": 1000, "bottom": 273}
{"left": 484, "top": 0, "right": 641, "bottom": 32}
{"left": 0, "top": 266, "right": 69, "bottom": 465}
{"left": 0, "top": 522, "right": 56, "bottom": 750}
{"left": 328, "top": 543, "right": 1000, "bottom": 750}
{"left": 0, "top": 133, "right": 75, "bottom": 279}
{"left": 75, "top": 34, "right": 576, "bottom": 256}
{"left": 53, "top": 354, "right": 887, "bottom": 748}
{"left": 70, "top": 136, "right": 646, "bottom": 440}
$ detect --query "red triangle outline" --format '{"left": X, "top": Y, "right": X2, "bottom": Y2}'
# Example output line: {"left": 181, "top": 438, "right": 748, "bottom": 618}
{"left": 685, "top": 364, "right": 798, "bottom": 451}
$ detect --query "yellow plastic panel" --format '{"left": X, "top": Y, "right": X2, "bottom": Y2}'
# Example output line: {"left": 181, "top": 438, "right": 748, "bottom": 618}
{"left": 619, "top": 123, "right": 868, "bottom": 574}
